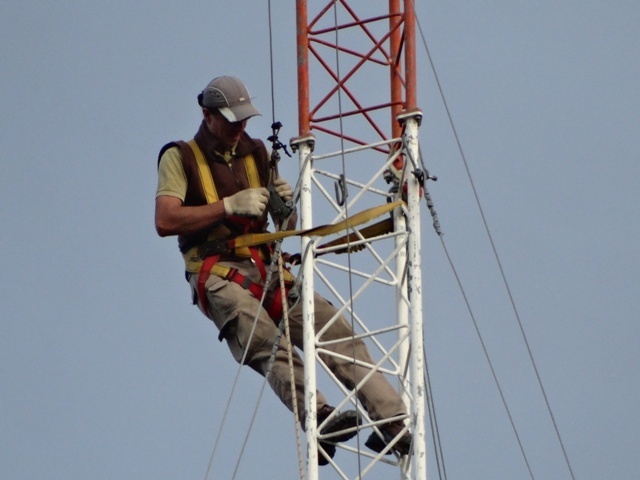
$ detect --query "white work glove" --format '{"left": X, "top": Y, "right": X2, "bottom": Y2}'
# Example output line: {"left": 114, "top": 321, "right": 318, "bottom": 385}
{"left": 223, "top": 188, "right": 269, "bottom": 217}
{"left": 272, "top": 177, "right": 293, "bottom": 201}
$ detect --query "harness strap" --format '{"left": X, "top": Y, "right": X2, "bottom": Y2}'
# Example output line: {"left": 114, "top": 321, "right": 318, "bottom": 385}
{"left": 229, "top": 200, "right": 403, "bottom": 249}
{"left": 196, "top": 254, "right": 294, "bottom": 321}
{"left": 187, "top": 139, "right": 261, "bottom": 204}
{"left": 230, "top": 215, "right": 269, "bottom": 282}
{"left": 316, "top": 217, "right": 394, "bottom": 255}
{"left": 197, "top": 254, "right": 221, "bottom": 319}
{"left": 188, "top": 139, "right": 218, "bottom": 204}
{"left": 249, "top": 246, "right": 268, "bottom": 281}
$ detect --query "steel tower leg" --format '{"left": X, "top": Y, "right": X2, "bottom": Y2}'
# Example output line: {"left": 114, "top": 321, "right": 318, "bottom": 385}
{"left": 293, "top": 134, "right": 320, "bottom": 479}
{"left": 401, "top": 110, "right": 427, "bottom": 480}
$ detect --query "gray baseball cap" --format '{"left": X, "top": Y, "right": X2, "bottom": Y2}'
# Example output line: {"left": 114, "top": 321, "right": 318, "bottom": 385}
{"left": 199, "top": 76, "right": 261, "bottom": 122}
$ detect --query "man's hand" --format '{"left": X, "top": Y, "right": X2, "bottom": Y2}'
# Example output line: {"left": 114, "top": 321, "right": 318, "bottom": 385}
{"left": 272, "top": 177, "right": 293, "bottom": 201}
{"left": 223, "top": 188, "right": 269, "bottom": 217}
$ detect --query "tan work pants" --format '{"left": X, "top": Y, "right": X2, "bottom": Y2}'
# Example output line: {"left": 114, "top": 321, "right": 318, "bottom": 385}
{"left": 188, "top": 259, "right": 406, "bottom": 425}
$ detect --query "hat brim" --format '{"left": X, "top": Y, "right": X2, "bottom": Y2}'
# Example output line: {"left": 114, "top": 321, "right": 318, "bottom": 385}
{"left": 219, "top": 104, "right": 261, "bottom": 123}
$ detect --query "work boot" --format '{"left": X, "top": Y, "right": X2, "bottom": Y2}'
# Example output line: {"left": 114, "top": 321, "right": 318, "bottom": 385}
{"left": 316, "top": 405, "right": 361, "bottom": 465}
{"left": 365, "top": 420, "right": 412, "bottom": 456}
{"left": 317, "top": 442, "right": 336, "bottom": 466}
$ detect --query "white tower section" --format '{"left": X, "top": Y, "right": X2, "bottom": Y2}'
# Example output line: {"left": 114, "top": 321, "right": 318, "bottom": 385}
{"left": 292, "top": 2, "right": 425, "bottom": 479}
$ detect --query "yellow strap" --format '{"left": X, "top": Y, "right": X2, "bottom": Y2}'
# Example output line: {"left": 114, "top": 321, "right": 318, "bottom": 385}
{"left": 231, "top": 200, "right": 404, "bottom": 249}
{"left": 183, "top": 201, "right": 402, "bottom": 273}
{"left": 205, "top": 261, "right": 295, "bottom": 283}
{"left": 244, "top": 154, "right": 261, "bottom": 188}
{"left": 209, "top": 263, "right": 233, "bottom": 278}
{"left": 188, "top": 139, "right": 218, "bottom": 204}
{"left": 317, "top": 217, "right": 394, "bottom": 254}
{"left": 188, "top": 140, "right": 261, "bottom": 202}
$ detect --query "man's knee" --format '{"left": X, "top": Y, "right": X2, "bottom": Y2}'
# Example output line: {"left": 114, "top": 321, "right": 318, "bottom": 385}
{"left": 222, "top": 316, "right": 277, "bottom": 366}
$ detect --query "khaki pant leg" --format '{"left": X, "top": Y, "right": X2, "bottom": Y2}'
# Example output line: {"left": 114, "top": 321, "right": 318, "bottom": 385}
{"left": 288, "top": 293, "right": 406, "bottom": 421}
{"left": 190, "top": 270, "right": 328, "bottom": 422}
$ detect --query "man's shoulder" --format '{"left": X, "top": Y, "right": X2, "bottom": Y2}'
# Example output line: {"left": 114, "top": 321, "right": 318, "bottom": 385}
{"left": 158, "top": 141, "right": 184, "bottom": 166}
{"left": 157, "top": 146, "right": 186, "bottom": 177}
{"left": 159, "top": 144, "right": 182, "bottom": 161}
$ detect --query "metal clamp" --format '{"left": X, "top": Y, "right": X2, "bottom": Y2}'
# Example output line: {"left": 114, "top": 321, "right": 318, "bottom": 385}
{"left": 334, "top": 174, "right": 348, "bottom": 206}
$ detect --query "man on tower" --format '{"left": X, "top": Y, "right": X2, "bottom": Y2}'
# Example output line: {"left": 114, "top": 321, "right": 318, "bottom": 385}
{"left": 155, "top": 75, "right": 411, "bottom": 464}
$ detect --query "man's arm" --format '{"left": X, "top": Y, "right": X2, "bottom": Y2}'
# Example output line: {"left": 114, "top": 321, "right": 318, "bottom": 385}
{"left": 155, "top": 146, "right": 226, "bottom": 237}
{"left": 155, "top": 188, "right": 271, "bottom": 237}
{"left": 154, "top": 196, "right": 226, "bottom": 237}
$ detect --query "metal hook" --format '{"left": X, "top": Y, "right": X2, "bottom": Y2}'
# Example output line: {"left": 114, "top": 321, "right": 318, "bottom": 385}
{"left": 334, "top": 174, "right": 348, "bottom": 206}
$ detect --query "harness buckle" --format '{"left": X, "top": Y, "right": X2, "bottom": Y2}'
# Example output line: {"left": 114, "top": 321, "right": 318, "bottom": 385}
{"left": 225, "top": 267, "right": 239, "bottom": 281}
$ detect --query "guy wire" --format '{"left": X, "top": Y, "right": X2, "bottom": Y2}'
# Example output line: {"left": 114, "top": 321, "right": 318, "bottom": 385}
{"left": 409, "top": 1, "right": 575, "bottom": 477}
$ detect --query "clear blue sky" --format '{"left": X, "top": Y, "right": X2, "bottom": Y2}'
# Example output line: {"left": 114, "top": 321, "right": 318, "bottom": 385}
{"left": 1, "top": 2, "right": 638, "bottom": 479}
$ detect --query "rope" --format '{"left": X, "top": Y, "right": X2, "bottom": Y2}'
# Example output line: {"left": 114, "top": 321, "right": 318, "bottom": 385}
{"left": 228, "top": 231, "right": 306, "bottom": 480}
{"left": 202, "top": 243, "right": 286, "bottom": 480}
{"left": 202, "top": 40, "right": 304, "bottom": 471}
{"left": 277, "top": 254, "right": 306, "bottom": 480}
{"left": 267, "top": 0, "right": 277, "bottom": 123}
{"left": 209, "top": 5, "right": 309, "bottom": 477}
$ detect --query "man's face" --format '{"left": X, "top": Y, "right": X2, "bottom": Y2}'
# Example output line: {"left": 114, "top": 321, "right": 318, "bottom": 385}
{"left": 204, "top": 109, "right": 248, "bottom": 150}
